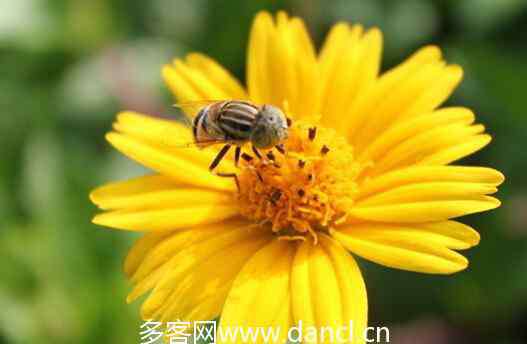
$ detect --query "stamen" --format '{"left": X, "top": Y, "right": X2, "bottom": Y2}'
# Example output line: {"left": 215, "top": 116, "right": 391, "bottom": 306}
{"left": 308, "top": 127, "right": 317, "bottom": 141}
{"left": 272, "top": 209, "right": 285, "bottom": 232}
{"left": 334, "top": 213, "right": 348, "bottom": 225}
{"left": 278, "top": 235, "right": 306, "bottom": 242}
{"left": 236, "top": 119, "right": 362, "bottom": 243}
{"left": 289, "top": 220, "right": 318, "bottom": 244}
{"left": 297, "top": 207, "right": 323, "bottom": 218}
{"left": 308, "top": 171, "right": 316, "bottom": 186}
{"left": 255, "top": 199, "right": 264, "bottom": 218}
{"left": 309, "top": 230, "right": 318, "bottom": 244}
{"left": 287, "top": 193, "right": 293, "bottom": 219}
{"left": 256, "top": 171, "right": 264, "bottom": 182}
{"left": 322, "top": 203, "right": 331, "bottom": 226}
{"left": 270, "top": 189, "right": 282, "bottom": 204}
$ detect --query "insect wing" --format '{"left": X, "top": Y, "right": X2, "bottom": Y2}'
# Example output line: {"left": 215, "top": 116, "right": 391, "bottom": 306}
{"left": 173, "top": 99, "right": 224, "bottom": 119}
{"left": 161, "top": 138, "right": 229, "bottom": 149}
{"left": 174, "top": 99, "right": 256, "bottom": 117}
{"left": 158, "top": 98, "right": 257, "bottom": 149}
{"left": 153, "top": 118, "right": 226, "bottom": 149}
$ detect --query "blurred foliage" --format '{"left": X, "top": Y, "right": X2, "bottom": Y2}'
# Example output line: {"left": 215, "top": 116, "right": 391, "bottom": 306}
{"left": 0, "top": 0, "right": 526, "bottom": 343}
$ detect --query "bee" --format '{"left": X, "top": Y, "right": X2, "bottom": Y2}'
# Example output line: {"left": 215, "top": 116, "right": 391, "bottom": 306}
{"left": 189, "top": 100, "right": 290, "bottom": 171}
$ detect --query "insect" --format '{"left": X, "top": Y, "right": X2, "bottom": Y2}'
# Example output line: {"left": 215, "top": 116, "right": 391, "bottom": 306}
{"left": 187, "top": 100, "right": 290, "bottom": 172}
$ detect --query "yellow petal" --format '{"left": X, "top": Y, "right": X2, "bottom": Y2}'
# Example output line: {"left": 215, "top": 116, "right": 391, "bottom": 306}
{"left": 162, "top": 64, "right": 201, "bottom": 103}
{"left": 139, "top": 224, "right": 269, "bottom": 319}
{"left": 163, "top": 53, "right": 247, "bottom": 104}
{"left": 157, "top": 233, "right": 272, "bottom": 323}
{"left": 332, "top": 221, "right": 478, "bottom": 274}
{"left": 319, "top": 236, "right": 367, "bottom": 344}
{"left": 90, "top": 174, "right": 233, "bottom": 211}
{"left": 352, "top": 165, "right": 503, "bottom": 222}
{"left": 267, "top": 12, "right": 295, "bottom": 112}
{"left": 348, "top": 196, "right": 500, "bottom": 223}
{"left": 291, "top": 236, "right": 367, "bottom": 344}
{"left": 415, "top": 221, "right": 481, "bottom": 249}
{"left": 419, "top": 134, "right": 492, "bottom": 165}
{"left": 344, "top": 45, "right": 442, "bottom": 141}
{"left": 123, "top": 230, "right": 174, "bottom": 278}
{"left": 358, "top": 107, "right": 475, "bottom": 163}
{"left": 319, "top": 24, "right": 383, "bottom": 132}
{"left": 290, "top": 242, "right": 315, "bottom": 328}
{"left": 337, "top": 221, "right": 479, "bottom": 250}
{"left": 247, "top": 11, "right": 274, "bottom": 105}
{"left": 247, "top": 11, "right": 320, "bottom": 120}
{"left": 357, "top": 28, "right": 383, "bottom": 87}
{"left": 343, "top": 43, "right": 465, "bottom": 155}
{"left": 129, "top": 223, "right": 231, "bottom": 285}
{"left": 290, "top": 17, "right": 321, "bottom": 119}
{"left": 113, "top": 111, "right": 234, "bottom": 170}
{"left": 127, "top": 220, "right": 243, "bottom": 300}
{"left": 352, "top": 62, "right": 463, "bottom": 153}
{"left": 358, "top": 165, "right": 504, "bottom": 199}
{"left": 92, "top": 203, "right": 240, "bottom": 232}
{"left": 319, "top": 23, "right": 349, "bottom": 72}
{"left": 174, "top": 59, "right": 230, "bottom": 100}
{"left": 218, "top": 240, "right": 294, "bottom": 344}
{"left": 351, "top": 60, "right": 446, "bottom": 147}
{"left": 400, "top": 65, "right": 463, "bottom": 118}
{"left": 105, "top": 132, "right": 235, "bottom": 191}
{"left": 185, "top": 53, "right": 247, "bottom": 100}
{"left": 366, "top": 123, "right": 487, "bottom": 176}
{"left": 356, "top": 182, "right": 497, "bottom": 207}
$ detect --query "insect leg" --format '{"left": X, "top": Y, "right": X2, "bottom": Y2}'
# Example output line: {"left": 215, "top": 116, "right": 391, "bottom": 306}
{"left": 234, "top": 146, "right": 241, "bottom": 167}
{"left": 275, "top": 144, "right": 285, "bottom": 154}
{"left": 241, "top": 153, "right": 253, "bottom": 162}
{"left": 209, "top": 144, "right": 231, "bottom": 171}
{"left": 251, "top": 145, "right": 262, "bottom": 159}
{"left": 216, "top": 172, "right": 240, "bottom": 191}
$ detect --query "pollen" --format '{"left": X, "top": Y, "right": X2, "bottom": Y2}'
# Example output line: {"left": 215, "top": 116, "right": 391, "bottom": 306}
{"left": 237, "top": 121, "right": 366, "bottom": 242}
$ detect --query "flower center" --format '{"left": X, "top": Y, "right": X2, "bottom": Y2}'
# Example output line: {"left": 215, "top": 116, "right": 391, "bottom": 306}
{"left": 237, "top": 120, "right": 366, "bottom": 242}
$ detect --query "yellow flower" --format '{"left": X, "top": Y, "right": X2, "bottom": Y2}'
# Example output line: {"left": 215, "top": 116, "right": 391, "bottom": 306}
{"left": 90, "top": 11, "right": 503, "bottom": 344}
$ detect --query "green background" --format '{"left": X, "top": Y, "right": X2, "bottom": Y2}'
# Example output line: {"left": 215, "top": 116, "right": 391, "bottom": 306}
{"left": 1, "top": 0, "right": 526, "bottom": 343}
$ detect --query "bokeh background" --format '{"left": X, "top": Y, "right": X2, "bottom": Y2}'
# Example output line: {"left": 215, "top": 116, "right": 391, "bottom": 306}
{"left": 1, "top": 0, "right": 526, "bottom": 343}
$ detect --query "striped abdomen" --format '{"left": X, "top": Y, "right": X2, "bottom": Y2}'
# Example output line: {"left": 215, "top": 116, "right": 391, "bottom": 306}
{"left": 218, "top": 101, "right": 259, "bottom": 140}
{"left": 192, "top": 100, "right": 259, "bottom": 146}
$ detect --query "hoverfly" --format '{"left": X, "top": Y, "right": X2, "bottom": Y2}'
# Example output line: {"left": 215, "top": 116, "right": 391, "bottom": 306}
{"left": 177, "top": 100, "right": 290, "bottom": 172}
